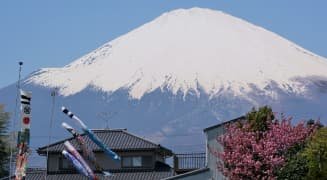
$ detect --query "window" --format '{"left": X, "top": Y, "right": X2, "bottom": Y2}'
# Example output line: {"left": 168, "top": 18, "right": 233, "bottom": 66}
{"left": 122, "top": 156, "right": 141, "bottom": 167}
{"left": 122, "top": 156, "right": 152, "bottom": 168}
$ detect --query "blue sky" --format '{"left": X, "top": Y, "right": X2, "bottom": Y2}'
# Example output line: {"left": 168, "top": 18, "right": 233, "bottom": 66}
{"left": 1, "top": 0, "right": 326, "bottom": 88}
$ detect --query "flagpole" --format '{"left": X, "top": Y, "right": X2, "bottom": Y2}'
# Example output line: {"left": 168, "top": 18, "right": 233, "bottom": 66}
{"left": 9, "top": 61, "right": 23, "bottom": 178}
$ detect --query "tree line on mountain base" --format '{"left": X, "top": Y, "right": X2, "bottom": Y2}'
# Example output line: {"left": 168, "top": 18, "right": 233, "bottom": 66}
{"left": 215, "top": 106, "right": 326, "bottom": 180}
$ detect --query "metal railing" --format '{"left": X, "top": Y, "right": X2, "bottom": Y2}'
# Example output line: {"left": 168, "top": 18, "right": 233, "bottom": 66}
{"left": 173, "top": 152, "right": 206, "bottom": 171}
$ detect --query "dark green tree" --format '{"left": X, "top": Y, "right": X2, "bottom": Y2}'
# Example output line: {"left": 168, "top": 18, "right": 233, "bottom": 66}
{"left": 246, "top": 106, "right": 274, "bottom": 132}
{"left": 0, "top": 105, "right": 10, "bottom": 178}
{"left": 276, "top": 121, "right": 323, "bottom": 180}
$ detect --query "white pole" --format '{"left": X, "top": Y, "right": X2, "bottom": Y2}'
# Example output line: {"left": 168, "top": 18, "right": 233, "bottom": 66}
{"left": 9, "top": 61, "right": 23, "bottom": 178}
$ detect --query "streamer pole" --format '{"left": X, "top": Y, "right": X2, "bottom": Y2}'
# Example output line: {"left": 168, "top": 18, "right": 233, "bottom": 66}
{"left": 9, "top": 61, "right": 23, "bottom": 178}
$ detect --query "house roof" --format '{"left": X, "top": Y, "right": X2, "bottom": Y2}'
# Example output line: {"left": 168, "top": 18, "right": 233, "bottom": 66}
{"left": 13, "top": 170, "right": 174, "bottom": 180}
{"left": 162, "top": 167, "right": 210, "bottom": 180}
{"left": 16, "top": 162, "right": 174, "bottom": 180}
{"left": 37, "top": 129, "right": 172, "bottom": 156}
{"left": 203, "top": 116, "right": 245, "bottom": 132}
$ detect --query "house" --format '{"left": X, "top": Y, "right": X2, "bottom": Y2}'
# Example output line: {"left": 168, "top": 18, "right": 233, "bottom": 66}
{"left": 6, "top": 117, "right": 245, "bottom": 180}
{"left": 23, "top": 129, "right": 175, "bottom": 180}
{"left": 165, "top": 116, "right": 245, "bottom": 180}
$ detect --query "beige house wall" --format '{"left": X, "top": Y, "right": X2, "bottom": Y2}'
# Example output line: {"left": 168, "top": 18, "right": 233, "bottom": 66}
{"left": 205, "top": 126, "right": 226, "bottom": 180}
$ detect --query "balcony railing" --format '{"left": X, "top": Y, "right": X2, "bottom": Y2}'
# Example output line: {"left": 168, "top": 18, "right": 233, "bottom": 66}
{"left": 173, "top": 152, "right": 206, "bottom": 174}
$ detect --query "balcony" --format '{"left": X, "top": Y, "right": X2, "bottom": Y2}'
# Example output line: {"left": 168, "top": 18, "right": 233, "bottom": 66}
{"left": 173, "top": 152, "right": 206, "bottom": 174}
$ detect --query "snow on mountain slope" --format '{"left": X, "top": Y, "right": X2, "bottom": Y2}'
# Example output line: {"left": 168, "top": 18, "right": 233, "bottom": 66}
{"left": 27, "top": 7, "right": 327, "bottom": 99}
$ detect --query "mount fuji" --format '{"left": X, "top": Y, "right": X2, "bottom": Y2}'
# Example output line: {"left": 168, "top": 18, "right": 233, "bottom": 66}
{"left": 1, "top": 8, "right": 327, "bottom": 166}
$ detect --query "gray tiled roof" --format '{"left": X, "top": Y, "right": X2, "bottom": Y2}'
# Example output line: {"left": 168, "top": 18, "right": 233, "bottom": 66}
{"left": 37, "top": 129, "right": 172, "bottom": 155}
{"left": 162, "top": 167, "right": 210, "bottom": 180}
{"left": 16, "top": 171, "right": 175, "bottom": 180}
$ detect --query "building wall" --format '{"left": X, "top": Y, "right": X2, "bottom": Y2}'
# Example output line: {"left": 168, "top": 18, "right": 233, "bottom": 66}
{"left": 164, "top": 125, "right": 226, "bottom": 180}
{"left": 47, "top": 150, "right": 160, "bottom": 172}
{"left": 154, "top": 153, "right": 165, "bottom": 162}
{"left": 95, "top": 152, "right": 121, "bottom": 169}
{"left": 47, "top": 154, "right": 60, "bottom": 172}
{"left": 205, "top": 126, "right": 226, "bottom": 180}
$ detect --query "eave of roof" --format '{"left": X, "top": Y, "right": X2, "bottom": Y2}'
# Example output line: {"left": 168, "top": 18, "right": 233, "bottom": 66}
{"left": 12, "top": 164, "right": 174, "bottom": 180}
{"left": 13, "top": 171, "right": 175, "bottom": 180}
{"left": 203, "top": 116, "right": 245, "bottom": 132}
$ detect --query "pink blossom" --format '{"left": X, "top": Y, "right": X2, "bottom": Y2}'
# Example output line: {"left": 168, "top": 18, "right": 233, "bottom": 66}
{"left": 212, "top": 117, "right": 316, "bottom": 179}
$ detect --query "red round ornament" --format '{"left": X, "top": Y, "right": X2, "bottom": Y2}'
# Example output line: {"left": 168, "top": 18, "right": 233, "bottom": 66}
{"left": 23, "top": 117, "right": 30, "bottom": 124}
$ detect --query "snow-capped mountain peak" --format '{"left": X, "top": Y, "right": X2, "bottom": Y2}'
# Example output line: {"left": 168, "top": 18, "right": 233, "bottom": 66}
{"left": 27, "top": 7, "right": 327, "bottom": 99}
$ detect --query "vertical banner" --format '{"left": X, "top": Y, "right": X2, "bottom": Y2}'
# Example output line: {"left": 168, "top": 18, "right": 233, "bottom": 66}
{"left": 20, "top": 90, "right": 32, "bottom": 131}
{"left": 15, "top": 90, "right": 32, "bottom": 180}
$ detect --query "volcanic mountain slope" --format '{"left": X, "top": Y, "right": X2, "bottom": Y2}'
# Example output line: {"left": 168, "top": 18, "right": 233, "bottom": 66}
{"left": 27, "top": 8, "right": 327, "bottom": 99}
{"left": 1, "top": 8, "right": 327, "bottom": 165}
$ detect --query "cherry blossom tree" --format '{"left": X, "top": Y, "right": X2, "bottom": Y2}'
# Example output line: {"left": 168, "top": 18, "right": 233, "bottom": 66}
{"left": 216, "top": 115, "right": 316, "bottom": 180}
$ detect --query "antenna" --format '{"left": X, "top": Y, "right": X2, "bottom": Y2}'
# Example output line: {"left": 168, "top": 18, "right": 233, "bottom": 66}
{"left": 9, "top": 61, "right": 23, "bottom": 177}
{"left": 45, "top": 87, "right": 58, "bottom": 179}
{"left": 96, "top": 111, "right": 117, "bottom": 129}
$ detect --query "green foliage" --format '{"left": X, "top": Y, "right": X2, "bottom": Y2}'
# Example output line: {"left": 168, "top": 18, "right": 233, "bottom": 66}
{"left": 246, "top": 106, "right": 274, "bottom": 132}
{"left": 276, "top": 143, "right": 308, "bottom": 180}
{"left": 277, "top": 154, "right": 308, "bottom": 180}
{"left": 303, "top": 127, "right": 327, "bottom": 179}
{"left": 0, "top": 105, "right": 10, "bottom": 178}
{"left": 277, "top": 125, "right": 327, "bottom": 180}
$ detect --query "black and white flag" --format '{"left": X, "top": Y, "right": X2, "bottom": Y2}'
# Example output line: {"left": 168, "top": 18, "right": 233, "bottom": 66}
{"left": 20, "top": 90, "right": 32, "bottom": 130}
